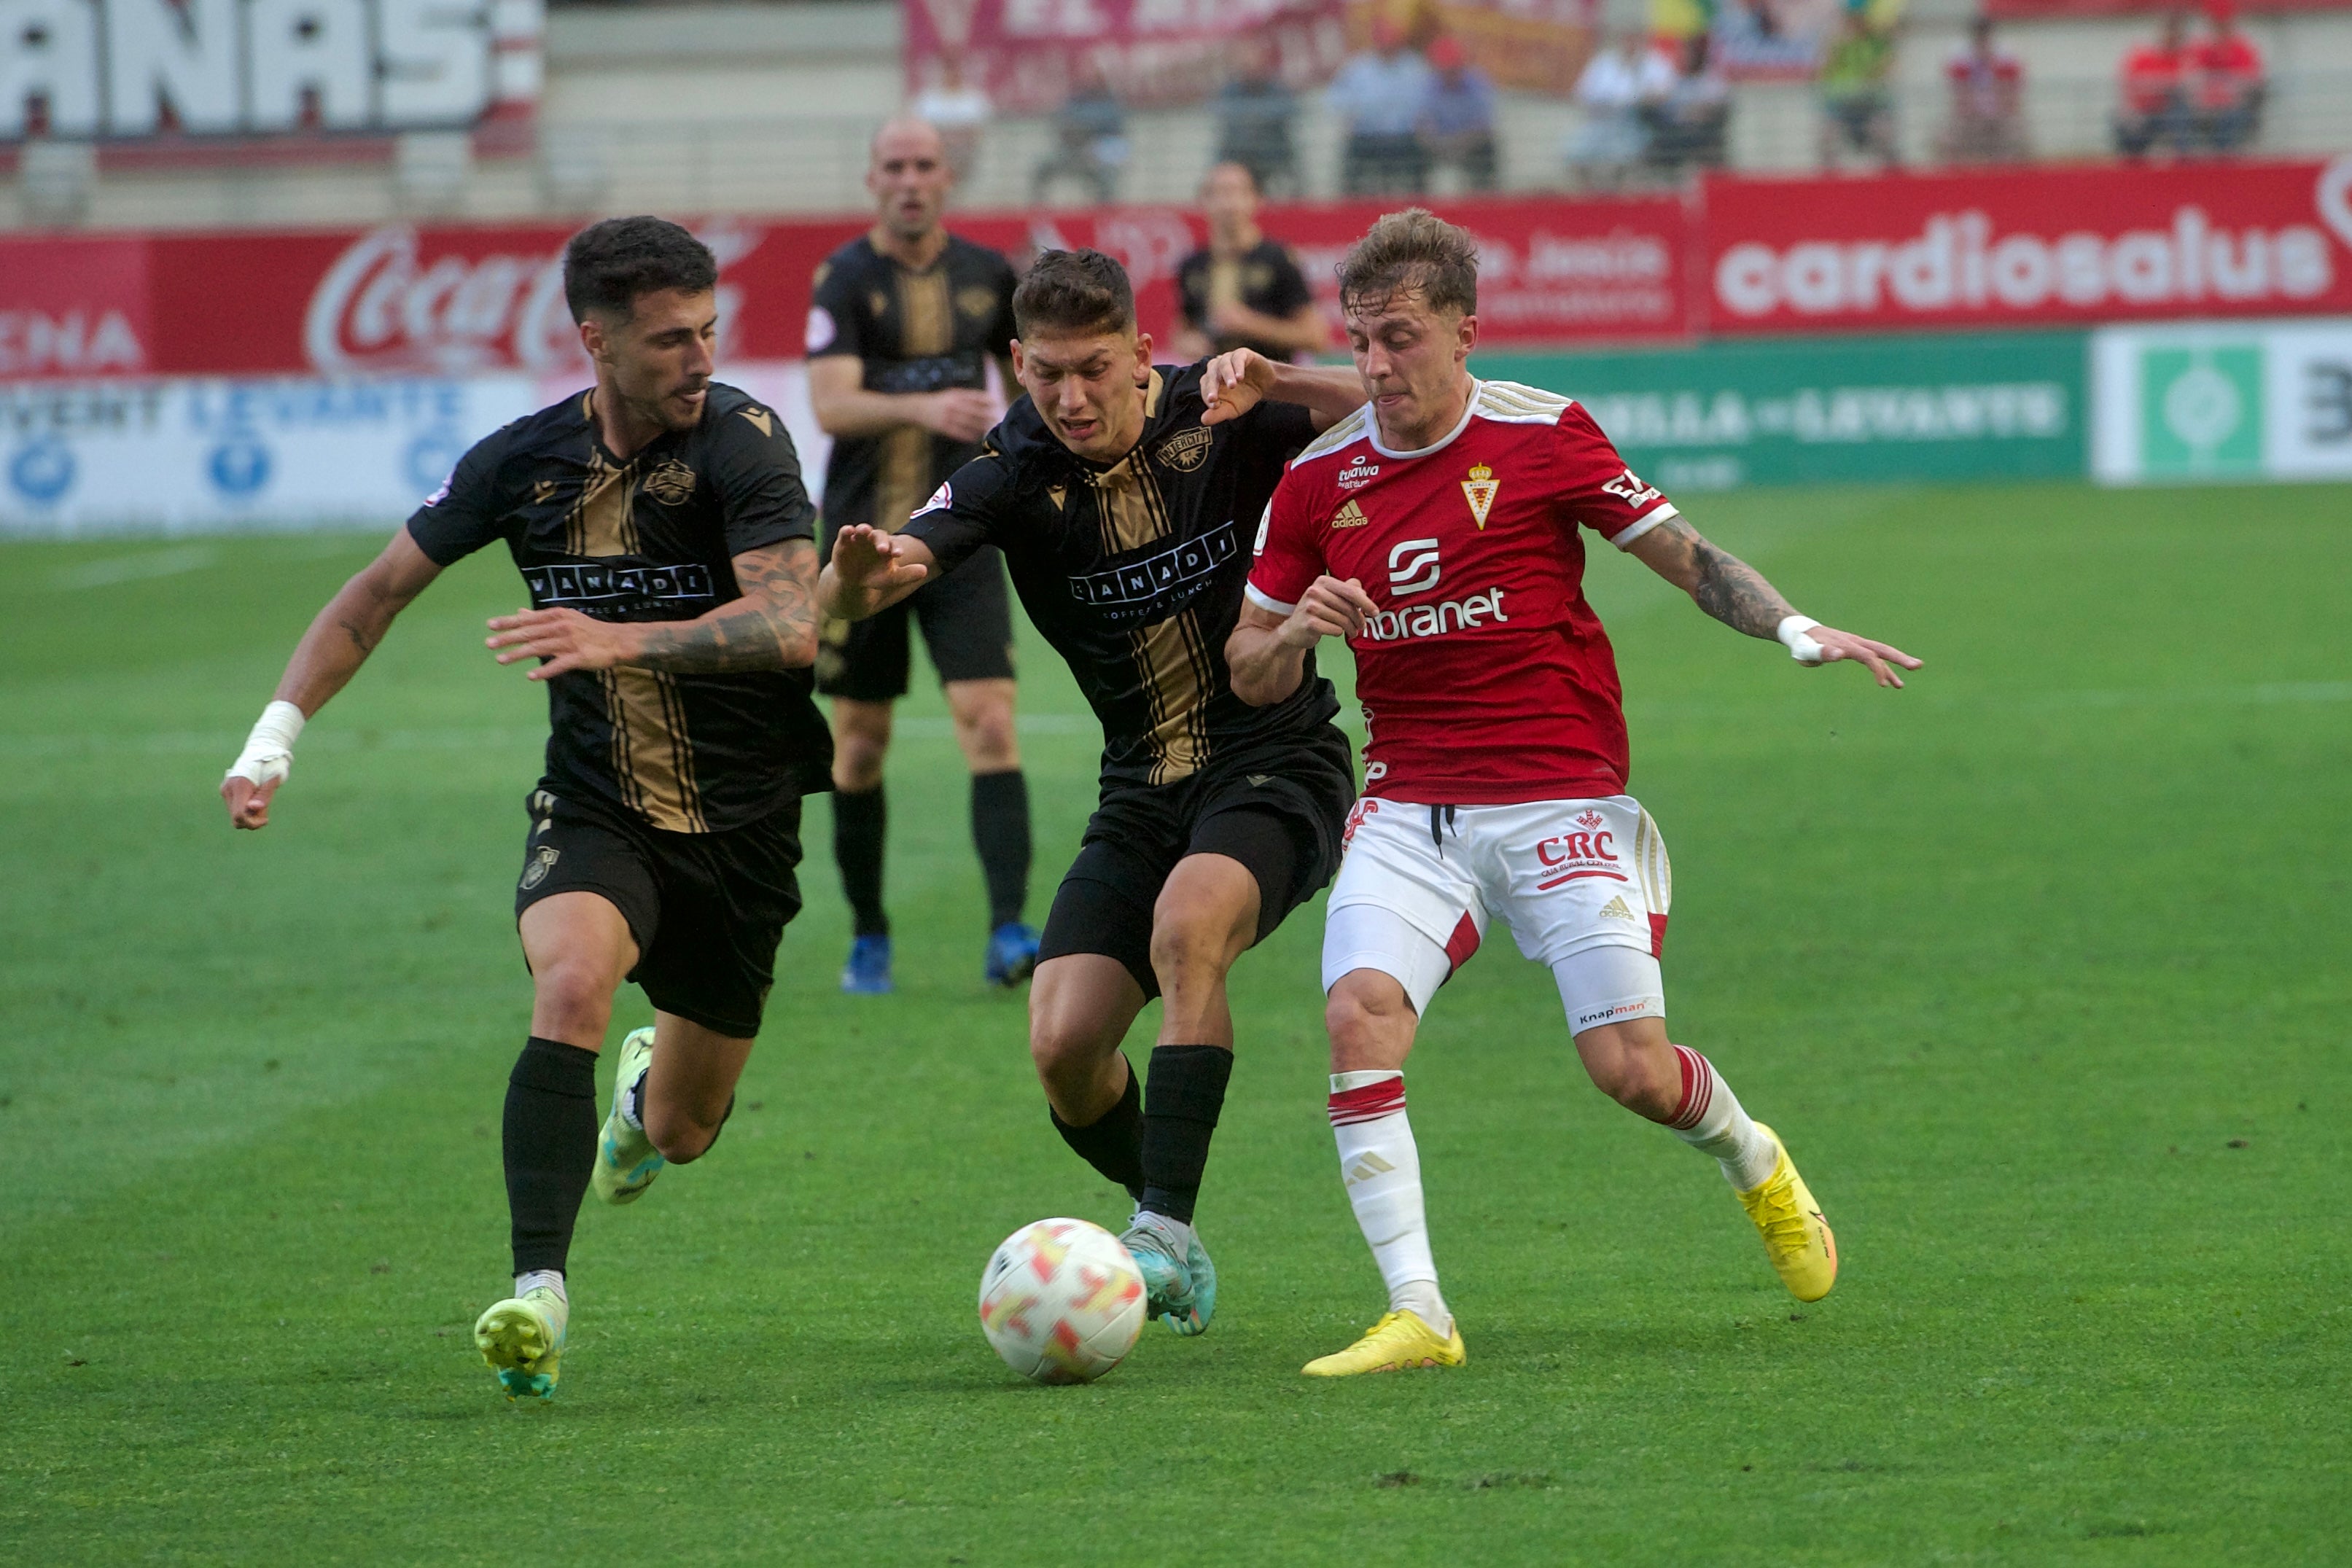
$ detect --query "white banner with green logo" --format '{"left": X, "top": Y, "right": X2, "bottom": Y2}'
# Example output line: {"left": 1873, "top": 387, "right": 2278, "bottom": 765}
{"left": 2090, "top": 319, "right": 2352, "bottom": 485}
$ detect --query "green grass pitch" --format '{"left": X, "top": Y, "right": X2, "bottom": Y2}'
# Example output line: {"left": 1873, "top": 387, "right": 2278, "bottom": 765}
{"left": 2, "top": 481, "right": 2345, "bottom": 1564}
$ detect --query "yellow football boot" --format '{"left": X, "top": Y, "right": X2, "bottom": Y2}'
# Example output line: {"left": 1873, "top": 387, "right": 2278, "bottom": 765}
{"left": 1738, "top": 1123, "right": 1838, "bottom": 1303}
{"left": 1301, "top": 1310, "right": 1466, "bottom": 1378}
{"left": 475, "top": 1284, "right": 568, "bottom": 1401}
{"left": 591, "top": 1026, "right": 663, "bottom": 1206}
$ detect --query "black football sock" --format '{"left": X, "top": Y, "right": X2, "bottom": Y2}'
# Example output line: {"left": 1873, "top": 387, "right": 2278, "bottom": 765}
{"left": 1140, "top": 1045, "right": 1234, "bottom": 1225}
{"left": 1050, "top": 1056, "right": 1145, "bottom": 1201}
{"left": 503, "top": 1036, "right": 600, "bottom": 1277}
{"left": 833, "top": 784, "right": 889, "bottom": 937}
{"left": 970, "top": 768, "right": 1033, "bottom": 928}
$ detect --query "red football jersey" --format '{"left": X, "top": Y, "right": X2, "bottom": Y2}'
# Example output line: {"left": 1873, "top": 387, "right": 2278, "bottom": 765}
{"left": 1246, "top": 379, "right": 1678, "bottom": 806}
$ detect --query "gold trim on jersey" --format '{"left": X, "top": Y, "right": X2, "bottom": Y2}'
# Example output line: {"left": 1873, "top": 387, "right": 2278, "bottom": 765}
{"left": 875, "top": 263, "right": 957, "bottom": 534}
{"left": 567, "top": 448, "right": 640, "bottom": 557}
{"left": 1083, "top": 406, "right": 1215, "bottom": 782}
{"left": 602, "top": 668, "right": 708, "bottom": 834}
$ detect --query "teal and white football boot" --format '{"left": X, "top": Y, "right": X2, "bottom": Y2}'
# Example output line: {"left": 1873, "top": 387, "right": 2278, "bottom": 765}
{"left": 475, "top": 1279, "right": 568, "bottom": 1401}
{"left": 1121, "top": 1213, "right": 1217, "bottom": 1337}
{"left": 591, "top": 1026, "right": 663, "bottom": 1206}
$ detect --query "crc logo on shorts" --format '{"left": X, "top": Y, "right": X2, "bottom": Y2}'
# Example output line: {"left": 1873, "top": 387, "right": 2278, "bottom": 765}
{"left": 1533, "top": 813, "right": 1626, "bottom": 891}
{"left": 1336, "top": 455, "right": 1380, "bottom": 491}
{"left": 521, "top": 845, "right": 560, "bottom": 891}
{"left": 1341, "top": 797, "right": 1382, "bottom": 853}
{"left": 642, "top": 459, "right": 696, "bottom": 505}
{"left": 1387, "top": 537, "right": 1441, "bottom": 597}
{"left": 1156, "top": 426, "right": 1213, "bottom": 473}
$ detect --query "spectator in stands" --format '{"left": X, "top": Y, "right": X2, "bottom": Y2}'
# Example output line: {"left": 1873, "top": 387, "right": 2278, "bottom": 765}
{"left": 2189, "top": 0, "right": 2265, "bottom": 152}
{"left": 1419, "top": 35, "right": 1500, "bottom": 192}
{"left": 912, "top": 50, "right": 991, "bottom": 182}
{"left": 1034, "top": 59, "right": 1129, "bottom": 205}
{"left": 1567, "top": 31, "right": 1675, "bottom": 189}
{"left": 1936, "top": 15, "right": 2028, "bottom": 165}
{"left": 1640, "top": 32, "right": 1730, "bottom": 174}
{"left": 1328, "top": 20, "right": 1433, "bottom": 195}
{"left": 2115, "top": 12, "right": 2190, "bottom": 159}
{"left": 1818, "top": 9, "right": 1899, "bottom": 170}
{"left": 1170, "top": 163, "right": 1329, "bottom": 364}
{"left": 1214, "top": 36, "right": 1301, "bottom": 198}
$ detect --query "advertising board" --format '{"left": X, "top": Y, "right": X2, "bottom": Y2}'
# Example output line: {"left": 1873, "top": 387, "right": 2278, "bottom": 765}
{"left": 1476, "top": 330, "right": 2087, "bottom": 490}
{"left": 0, "top": 194, "right": 1694, "bottom": 384}
{"left": 1702, "top": 159, "right": 2352, "bottom": 335}
{"left": 0, "top": 375, "right": 539, "bottom": 534}
{"left": 2090, "top": 319, "right": 2352, "bottom": 484}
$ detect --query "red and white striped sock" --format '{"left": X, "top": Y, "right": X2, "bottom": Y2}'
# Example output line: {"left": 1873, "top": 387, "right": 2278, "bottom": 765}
{"left": 1666, "top": 1045, "right": 1778, "bottom": 1190}
{"left": 1328, "top": 1070, "right": 1450, "bottom": 1333}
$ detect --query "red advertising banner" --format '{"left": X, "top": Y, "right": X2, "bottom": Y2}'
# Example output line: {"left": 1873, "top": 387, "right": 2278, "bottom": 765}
{"left": 1984, "top": 0, "right": 2346, "bottom": 16}
{"left": 0, "top": 194, "right": 1690, "bottom": 381}
{"left": 1701, "top": 158, "right": 2352, "bottom": 335}
{"left": 902, "top": 0, "right": 1352, "bottom": 116}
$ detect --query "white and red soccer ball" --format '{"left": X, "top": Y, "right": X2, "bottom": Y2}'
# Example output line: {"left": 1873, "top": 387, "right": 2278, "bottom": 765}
{"left": 978, "top": 1217, "right": 1146, "bottom": 1384}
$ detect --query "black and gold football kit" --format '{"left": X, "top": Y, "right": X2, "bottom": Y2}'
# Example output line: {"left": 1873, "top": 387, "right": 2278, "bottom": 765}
{"left": 407, "top": 382, "right": 830, "bottom": 1035}
{"left": 899, "top": 362, "right": 1355, "bottom": 994}
{"left": 1174, "top": 238, "right": 1316, "bottom": 362}
{"left": 808, "top": 233, "right": 1021, "bottom": 701}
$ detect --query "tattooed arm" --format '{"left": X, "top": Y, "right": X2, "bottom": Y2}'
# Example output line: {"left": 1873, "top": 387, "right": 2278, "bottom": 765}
{"left": 483, "top": 539, "right": 821, "bottom": 679}
{"left": 1626, "top": 517, "right": 1922, "bottom": 687}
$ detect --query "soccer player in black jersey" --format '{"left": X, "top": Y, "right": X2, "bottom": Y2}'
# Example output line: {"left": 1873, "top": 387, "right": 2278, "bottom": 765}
{"left": 219, "top": 218, "right": 829, "bottom": 1402}
{"left": 1169, "top": 162, "right": 1329, "bottom": 365}
{"left": 807, "top": 117, "right": 1035, "bottom": 995}
{"left": 819, "top": 249, "right": 1364, "bottom": 1335}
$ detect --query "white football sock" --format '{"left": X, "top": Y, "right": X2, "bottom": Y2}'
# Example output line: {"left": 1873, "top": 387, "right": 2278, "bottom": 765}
{"left": 1329, "top": 1070, "right": 1450, "bottom": 1333}
{"left": 513, "top": 1268, "right": 568, "bottom": 1308}
{"left": 1666, "top": 1045, "right": 1778, "bottom": 1191}
{"left": 1129, "top": 1208, "right": 1197, "bottom": 1259}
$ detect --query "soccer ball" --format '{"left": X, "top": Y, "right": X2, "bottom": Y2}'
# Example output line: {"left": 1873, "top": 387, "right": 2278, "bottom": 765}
{"left": 978, "top": 1217, "right": 1147, "bottom": 1385}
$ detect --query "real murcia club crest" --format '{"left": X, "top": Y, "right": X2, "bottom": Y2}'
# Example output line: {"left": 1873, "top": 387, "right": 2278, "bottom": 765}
{"left": 1461, "top": 462, "right": 1500, "bottom": 529}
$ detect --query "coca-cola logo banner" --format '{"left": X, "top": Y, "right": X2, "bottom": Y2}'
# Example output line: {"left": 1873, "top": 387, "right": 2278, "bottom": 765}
{"left": 1702, "top": 160, "right": 2352, "bottom": 332}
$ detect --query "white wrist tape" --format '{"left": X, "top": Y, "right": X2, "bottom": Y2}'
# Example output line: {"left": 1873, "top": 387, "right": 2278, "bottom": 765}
{"left": 1776, "top": 615, "right": 1826, "bottom": 666}
{"left": 225, "top": 700, "right": 306, "bottom": 788}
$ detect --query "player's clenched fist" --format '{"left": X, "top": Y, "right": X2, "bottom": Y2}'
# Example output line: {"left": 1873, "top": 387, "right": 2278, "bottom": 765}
{"left": 1283, "top": 575, "right": 1378, "bottom": 647}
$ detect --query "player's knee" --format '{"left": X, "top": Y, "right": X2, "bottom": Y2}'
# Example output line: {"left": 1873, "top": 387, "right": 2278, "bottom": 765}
{"left": 953, "top": 702, "right": 1018, "bottom": 771}
{"left": 1027, "top": 1013, "right": 1102, "bottom": 1088}
{"left": 529, "top": 957, "right": 616, "bottom": 1042}
{"left": 1576, "top": 1021, "right": 1678, "bottom": 1118}
{"left": 644, "top": 1104, "right": 720, "bottom": 1164}
{"left": 832, "top": 740, "right": 887, "bottom": 792}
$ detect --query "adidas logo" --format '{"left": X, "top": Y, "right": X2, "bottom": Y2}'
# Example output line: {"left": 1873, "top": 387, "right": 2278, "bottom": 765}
{"left": 1330, "top": 499, "right": 1369, "bottom": 528}
{"left": 1599, "top": 895, "right": 1635, "bottom": 921}
{"left": 1345, "top": 1152, "right": 1396, "bottom": 1185}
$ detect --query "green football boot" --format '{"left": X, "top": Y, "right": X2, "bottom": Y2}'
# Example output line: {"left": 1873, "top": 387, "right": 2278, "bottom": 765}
{"left": 1121, "top": 1214, "right": 1216, "bottom": 1337}
{"left": 591, "top": 1026, "right": 663, "bottom": 1206}
{"left": 474, "top": 1282, "right": 568, "bottom": 1401}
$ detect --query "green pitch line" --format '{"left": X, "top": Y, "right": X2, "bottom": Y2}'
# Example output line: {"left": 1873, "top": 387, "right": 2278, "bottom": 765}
{"left": 1, "top": 483, "right": 2345, "bottom": 1565}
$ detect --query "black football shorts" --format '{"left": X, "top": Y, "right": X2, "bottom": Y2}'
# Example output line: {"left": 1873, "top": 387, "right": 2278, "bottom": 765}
{"left": 815, "top": 534, "right": 1016, "bottom": 701}
{"left": 513, "top": 788, "right": 804, "bottom": 1038}
{"left": 1037, "top": 724, "right": 1357, "bottom": 999}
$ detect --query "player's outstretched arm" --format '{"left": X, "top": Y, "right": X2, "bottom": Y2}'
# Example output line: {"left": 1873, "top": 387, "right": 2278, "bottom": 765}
{"left": 1200, "top": 350, "right": 1364, "bottom": 432}
{"left": 817, "top": 524, "right": 935, "bottom": 623}
{"left": 483, "top": 539, "right": 822, "bottom": 679}
{"left": 1626, "top": 518, "right": 1922, "bottom": 688}
{"left": 1226, "top": 577, "right": 1378, "bottom": 706}
{"left": 221, "top": 527, "right": 445, "bottom": 830}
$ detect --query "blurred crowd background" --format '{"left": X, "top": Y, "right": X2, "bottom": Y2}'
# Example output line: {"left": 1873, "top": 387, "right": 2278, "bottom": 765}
{"left": 4, "top": 0, "right": 2346, "bottom": 231}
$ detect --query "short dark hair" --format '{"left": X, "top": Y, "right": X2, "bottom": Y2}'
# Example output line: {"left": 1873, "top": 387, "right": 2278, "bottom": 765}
{"left": 1336, "top": 208, "right": 1479, "bottom": 319}
{"left": 1013, "top": 249, "right": 1136, "bottom": 338}
{"left": 562, "top": 217, "right": 717, "bottom": 324}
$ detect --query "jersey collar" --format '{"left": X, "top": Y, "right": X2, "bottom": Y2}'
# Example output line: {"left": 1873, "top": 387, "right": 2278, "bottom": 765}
{"left": 1367, "top": 378, "right": 1480, "bottom": 461}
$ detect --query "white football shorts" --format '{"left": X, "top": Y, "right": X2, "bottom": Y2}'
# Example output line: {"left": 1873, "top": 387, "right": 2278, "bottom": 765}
{"left": 1320, "top": 795, "right": 1673, "bottom": 1034}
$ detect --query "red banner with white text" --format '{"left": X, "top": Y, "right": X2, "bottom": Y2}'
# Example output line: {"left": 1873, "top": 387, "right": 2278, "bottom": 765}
{"left": 1700, "top": 159, "right": 2352, "bottom": 335}
{"left": 0, "top": 195, "right": 1691, "bottom": 382}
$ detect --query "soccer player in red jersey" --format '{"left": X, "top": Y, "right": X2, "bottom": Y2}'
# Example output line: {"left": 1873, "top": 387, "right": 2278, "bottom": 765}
{"left": 1228, "top": 210, "right": 1921, "bottom": 1376}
